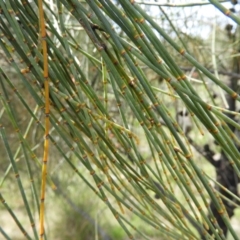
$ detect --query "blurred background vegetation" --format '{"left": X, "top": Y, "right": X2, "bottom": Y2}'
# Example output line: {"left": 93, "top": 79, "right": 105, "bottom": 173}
{"left": 1, "top": 0, "right": 240, "bottom": 239}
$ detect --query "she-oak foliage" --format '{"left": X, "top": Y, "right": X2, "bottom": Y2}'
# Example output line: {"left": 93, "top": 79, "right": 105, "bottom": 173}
{"left": 1, "top": 0, "right": 240, "bottom": 239}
